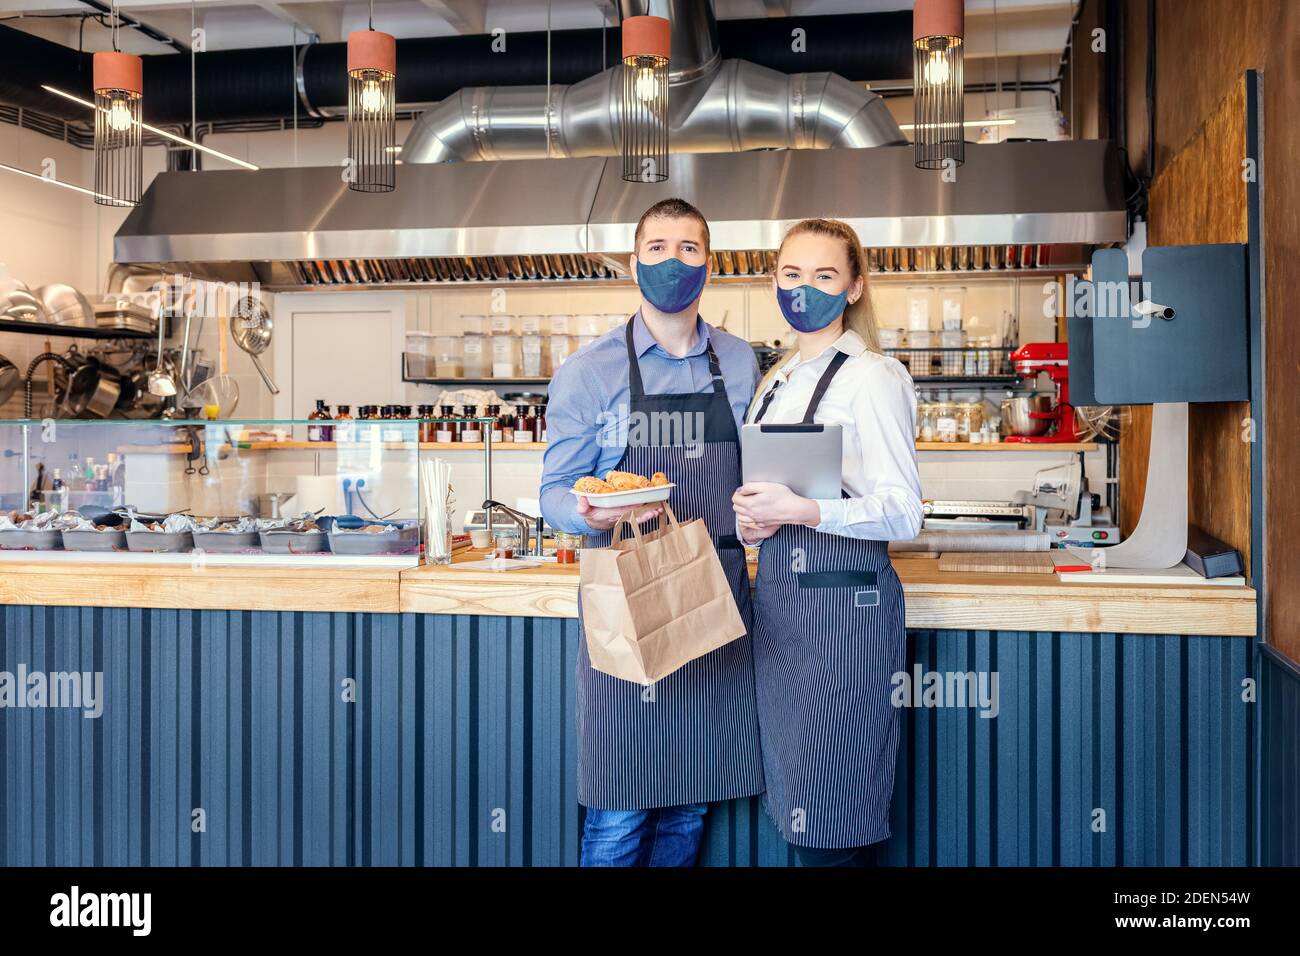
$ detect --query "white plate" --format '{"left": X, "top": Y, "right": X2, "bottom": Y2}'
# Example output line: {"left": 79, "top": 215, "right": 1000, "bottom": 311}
{"left": 569, "top": 483, "right": 675, "bottom": 507}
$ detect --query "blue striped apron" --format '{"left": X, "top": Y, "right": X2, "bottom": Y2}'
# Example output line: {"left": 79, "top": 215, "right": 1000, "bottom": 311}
{"left": 751, "top": 351, "right": 906, "bottom": 848}
{"left": 575, "top": 319, "right": 764, "bottom": 810}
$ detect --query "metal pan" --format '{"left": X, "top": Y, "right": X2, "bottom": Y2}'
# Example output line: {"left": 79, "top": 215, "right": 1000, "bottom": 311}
{"left": 0, "top": 528, "right": 64, "bottom": 550}
{"left": 327, "top": 524, "right": 419, "bottom": 556}
{"left": 61, "top": 529, "right": 128, "bottom": 551}
{"left": 125, "top": 531, "right": 194, "bottom": 553}
{"left": 192, "top": 530, "right": 261, "bottom": 553}
{"left": 258, "top": 529, "right": 330, "bottom": 554}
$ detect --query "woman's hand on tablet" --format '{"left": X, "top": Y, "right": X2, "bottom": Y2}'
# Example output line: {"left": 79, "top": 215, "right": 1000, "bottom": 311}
{"left": 732, "top": 482, "right": 821, "bottom": 529}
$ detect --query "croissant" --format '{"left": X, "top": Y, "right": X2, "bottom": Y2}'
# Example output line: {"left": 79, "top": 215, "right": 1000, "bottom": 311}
{"left": 650, "top": 472, "right": 670, "bottom": 487}
{"left": 604, "top": 470, "right": 651, "bottom": 491}
{"left": 573, "top": 476, "right": 615, "bottom": 495}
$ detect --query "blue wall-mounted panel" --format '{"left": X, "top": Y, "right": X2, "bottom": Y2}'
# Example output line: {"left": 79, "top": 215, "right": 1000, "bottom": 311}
{"left": 0, "top": 608, "right": 1258, "bottom": 867}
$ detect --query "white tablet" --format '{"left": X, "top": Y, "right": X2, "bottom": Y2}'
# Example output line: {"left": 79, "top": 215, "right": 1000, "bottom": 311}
{"left": 740, "top": 423, "right": 843, "bottom": 499}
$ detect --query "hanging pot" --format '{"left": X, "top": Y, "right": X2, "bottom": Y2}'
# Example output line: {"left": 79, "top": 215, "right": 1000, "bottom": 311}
{"left": 65, "top": 355, "right": 123, "bottom": 418}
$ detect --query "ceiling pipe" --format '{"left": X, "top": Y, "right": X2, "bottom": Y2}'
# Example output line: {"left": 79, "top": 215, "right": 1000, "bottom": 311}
{"left": 1, "top": 11, "right": 915, "bottom": 127}
{"left": 401, "top": 0, "right": 905, "bottom": 165}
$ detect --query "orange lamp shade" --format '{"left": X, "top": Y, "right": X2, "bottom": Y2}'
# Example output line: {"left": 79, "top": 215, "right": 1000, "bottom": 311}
{"left": 913, "top": 0, "right": 965, "bottom": 40}
{"left": 92, "top": 51, "right": 143, "bottom": 96}
{"left": 622, "top": 15, "right": 670, "bottom": 62}
{"left": 347, "top": 30, "right": 396, "bottom": 76}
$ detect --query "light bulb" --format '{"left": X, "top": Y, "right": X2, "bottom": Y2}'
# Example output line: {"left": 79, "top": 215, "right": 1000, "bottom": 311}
{"left": 107, "top": 98, "right": 134, "bottom": 132}
{"left": 634, "top": 66, "right": 658, "bottom": 103}
{"left": 923, "top": 50, "right": 950, "bottom": 86}
{"left": 359, "top": 79, "right": 386, "bottom": 114}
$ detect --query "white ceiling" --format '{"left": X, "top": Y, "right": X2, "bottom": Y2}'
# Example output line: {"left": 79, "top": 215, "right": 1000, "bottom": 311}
{"left": 0, "top": 0, "right": 1075, "bottom": 83}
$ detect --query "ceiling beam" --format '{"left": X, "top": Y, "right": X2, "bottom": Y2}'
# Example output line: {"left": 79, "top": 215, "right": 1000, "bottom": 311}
{"left": 418, "top": 0, "right": 485, "bottom": 35}
{"left": 251, "top": 1, "right": 326, "bottom": 42}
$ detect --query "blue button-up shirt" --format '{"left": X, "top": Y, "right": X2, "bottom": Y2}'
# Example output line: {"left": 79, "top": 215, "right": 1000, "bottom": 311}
{"left": 540, "top": 311, "right": 760, "bottom": 533}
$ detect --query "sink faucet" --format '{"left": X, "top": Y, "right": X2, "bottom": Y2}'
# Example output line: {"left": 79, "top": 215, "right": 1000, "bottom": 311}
{"left": 482, "top": 500, "right": 544, "bottom": 556}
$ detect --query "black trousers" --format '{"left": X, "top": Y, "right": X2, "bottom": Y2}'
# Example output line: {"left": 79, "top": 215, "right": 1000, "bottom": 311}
{"left": 794, "top": 840, "right": 882, "bottom": 868}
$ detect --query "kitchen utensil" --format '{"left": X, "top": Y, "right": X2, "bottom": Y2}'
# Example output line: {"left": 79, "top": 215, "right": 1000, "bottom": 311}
{"left": 230, "top": 296, "right": 279, "bottom": 394}
{"left": 182, "top": 315, "right": 239, "bottom": 417}
{"left": 65, "top": 353, "right": 123, "bottom": 419}
{"left": 92, "top": 295, "right": 157, "bottom": 334}
{"left": 147, "top": 311, "right": 176, "bottom": 397}
{"left": 0, "top": 354, "right": 19, "bottom": 405}
{"left": 253, "top": 491, "right": 296, "bottom": 519}
{"left": 1000, "top": 395, "right": 1054, "bottom": 437}
{"left": 35, "top": 284, "right": 94, "bottom": 328}
{"left": 0, "top": 288, "right": 48, "bottom": 324}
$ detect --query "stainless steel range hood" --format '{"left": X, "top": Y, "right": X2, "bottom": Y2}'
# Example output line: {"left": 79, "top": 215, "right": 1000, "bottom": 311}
{"left": 113, "top": 140, "right": 1128, "bottom": 289}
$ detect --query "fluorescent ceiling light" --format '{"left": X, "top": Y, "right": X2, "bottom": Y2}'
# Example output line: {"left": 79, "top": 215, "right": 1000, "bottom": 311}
{"left": 0, "top": 161, "right": 119, "bottom": 202}
{"left": 41, "top": 84, "right": 260, "bottom": 171}
{"left": 897, "top": 117, "right": 1018, "bottom": 131}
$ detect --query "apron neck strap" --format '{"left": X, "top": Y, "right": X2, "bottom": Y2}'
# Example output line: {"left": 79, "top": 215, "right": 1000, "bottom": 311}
{"left": 625, "top": 316, "right": 725, "bottom": 398}
{"left": 801, "top": 350, "right": 850, "bottom": 423}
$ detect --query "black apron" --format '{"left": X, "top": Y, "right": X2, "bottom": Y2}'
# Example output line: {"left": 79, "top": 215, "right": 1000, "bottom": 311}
{"left": 752, "top": 350, "right": 907, "bottom": 847}
{"left": 575, "top": 319, "right": 764, "bottom": 810}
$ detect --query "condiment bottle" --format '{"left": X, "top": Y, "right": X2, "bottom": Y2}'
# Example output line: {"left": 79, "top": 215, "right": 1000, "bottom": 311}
{"left": 554, "top": 531, "right": 582, "bottom": 565}
{"left": 485, "top": 404, "right": 503, "bottom": 444}
{"left": 436, "top": 405, "right": 458, "bottom": 443}
{"left": 307, "top": 399, "right": 333, "bottom": 442}
{"left": 533, "top": 403, "right": 547, "bottom": 442}
{"left": 492, "top": 528, "right": 518, "bottom": 560}
{"left": 460, "top": 405, "right": 483, "bottom": 442}
{"left": 513, "top": 404, "right": 535, "bottom": 443}
{"left": 335, "top": 405, "right": 355, "bottom": 442}
{"left": 417, "top": 404, "right": 435, "bottom": 443}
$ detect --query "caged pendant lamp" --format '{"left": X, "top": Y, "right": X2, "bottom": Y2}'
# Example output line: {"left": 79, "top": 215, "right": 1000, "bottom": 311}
{"left": 912, "top": 0, "right": 966, "bottom": 170}
{"left": 92, "top": 50, "right": 144, "bottom": 206}
{"left": 620, "top": 15, "right": 671, "bottom": 184}
{"left": 346, "top": 8, "right": 396, "bottom": 193}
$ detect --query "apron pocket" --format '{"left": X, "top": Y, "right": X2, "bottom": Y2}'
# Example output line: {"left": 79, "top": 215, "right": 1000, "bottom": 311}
{"left": 716, "top": 534, "right": 743, "bottom": 550}
{"left": 795, "top": 570, "right": 880, "bottom": 609}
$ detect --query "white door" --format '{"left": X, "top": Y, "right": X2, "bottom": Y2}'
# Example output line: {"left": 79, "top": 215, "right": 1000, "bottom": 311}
{"left": 272, "top": 291, "right": 407, "bottom": 419}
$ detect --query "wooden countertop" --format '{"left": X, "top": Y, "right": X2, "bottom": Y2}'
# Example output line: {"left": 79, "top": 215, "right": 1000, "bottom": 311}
{"left": 0, "top": 549, "right": 1257, "bottom": 635}
{"left": 399, "top": 549, "right": 1257, "bottom": 636}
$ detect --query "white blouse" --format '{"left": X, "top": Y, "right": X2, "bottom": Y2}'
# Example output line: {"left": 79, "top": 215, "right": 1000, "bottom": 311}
{"left": 748, "top": 329, "right": 924, "bottom": 541}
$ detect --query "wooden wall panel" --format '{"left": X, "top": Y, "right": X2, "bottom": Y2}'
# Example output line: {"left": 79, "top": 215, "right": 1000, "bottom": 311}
{"left": 1123, "top": 81, "right": 1252, "bottom": 578}
{"left": 1262, "top": 3, "right": 1300, "bottom": 661}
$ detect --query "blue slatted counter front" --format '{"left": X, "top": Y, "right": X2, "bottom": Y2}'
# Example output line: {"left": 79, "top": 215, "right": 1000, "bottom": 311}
{"left": 0, "top": 607, "right": 1254, "bottom": 866}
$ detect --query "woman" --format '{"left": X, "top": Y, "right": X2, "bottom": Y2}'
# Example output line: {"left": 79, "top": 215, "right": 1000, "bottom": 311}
{"left": 732, "top": 218, "right": 924, "bottom": 867}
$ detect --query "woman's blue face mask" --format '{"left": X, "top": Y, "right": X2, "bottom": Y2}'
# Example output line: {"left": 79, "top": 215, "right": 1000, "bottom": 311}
{"left": 776, "top": 283, "right": 849, "bottom": 333}
{"left": 636, "top": 257, "right": 709, "bottom": 315}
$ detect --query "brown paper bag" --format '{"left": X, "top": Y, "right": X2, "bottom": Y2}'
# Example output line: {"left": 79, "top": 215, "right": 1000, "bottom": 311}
{"left": 579, "top": 503, "right": 747, "bottom": 684}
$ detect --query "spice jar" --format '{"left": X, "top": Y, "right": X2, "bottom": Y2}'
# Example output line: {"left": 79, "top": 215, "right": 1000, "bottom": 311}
{"left": 492, "top": 528, "right": 518, "bottom": 560}
{"left": 533, "top": 403, "right": 547, "bottom": 443}
{"left": 554, "top": 531, "right": 582, "bottom": 565}
{"left": 513, "top": 404, "right": 535, "bottom": 443}
{"left": 417, "top": 404, "right": 435, "bottom": 443}
{"left": 435, "top": 405, "right": 459, "bottom": 443}
{"left": 935, "top": 401, "right": 959, "bottom": 443}
{"left": 485, "top": 404, "right": 503, "bottom": 444}
{"left": 460, "top": 405, "right": 483, "bottom": 443}
{"left": 307, "top": 399, "right": 333, "bottom": 442}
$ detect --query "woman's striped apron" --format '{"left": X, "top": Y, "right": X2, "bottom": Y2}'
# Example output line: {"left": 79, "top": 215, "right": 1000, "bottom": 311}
{"left": 752, "top": 351, "right": 907, "bottom": 848}
{"left": 575, "top": 320, "right": 764, "bottom": 810}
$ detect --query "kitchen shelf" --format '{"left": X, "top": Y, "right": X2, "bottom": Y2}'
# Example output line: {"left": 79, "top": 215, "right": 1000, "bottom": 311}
{"left": 401, "top": 376, "right": 551, "bottom": 390}
{"left": 0, "top": 318, "right": 156, "bottom": 341}
{"left": 915, "top": 441, "right": 1098, "bottom": 452}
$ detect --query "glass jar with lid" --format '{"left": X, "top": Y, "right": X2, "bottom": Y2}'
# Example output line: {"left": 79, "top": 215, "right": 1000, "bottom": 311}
{"left": 917, "top": 403, "right": 936, "bottom": 442}
{"left": 491, "top": 528, "right": 518, "bottom": 560}
{"left": 554, "top": 531, "right": 583, "bottom": 565}
{"left": 934, "top": 401, "right": 959, "bottom": 443}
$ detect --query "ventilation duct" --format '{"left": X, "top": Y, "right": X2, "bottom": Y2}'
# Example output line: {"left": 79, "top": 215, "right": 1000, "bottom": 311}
{"left": 401, "top": 0, "right": 906, "bottom": 164}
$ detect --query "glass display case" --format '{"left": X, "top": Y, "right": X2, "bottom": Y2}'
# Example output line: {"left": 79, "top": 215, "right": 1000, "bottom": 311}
{"left": 0, "top": 417, "right": 494, "bottom": 566}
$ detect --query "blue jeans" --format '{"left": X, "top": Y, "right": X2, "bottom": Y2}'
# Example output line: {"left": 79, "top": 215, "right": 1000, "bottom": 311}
{"left": 580, "top": 804, "right": 708, "bottom": 867}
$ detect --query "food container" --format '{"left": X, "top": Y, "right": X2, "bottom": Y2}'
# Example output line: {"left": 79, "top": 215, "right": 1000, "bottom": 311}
{"left": 574, "top": 314, "right": 602, "bottom": 336}
{"left": 877, "top": 327, "right": 906, "bottom": 350}
{"left": 934, "top": 402, "right": 959, "bottom": 443}
{"left": 569, "top": 482, "right": 675, "bottom": 508}
{"left": 604, "top": 313, "right": 626, "bottom": 332}
{"left": 909, "top": 330, "right": 935, "bottom": 377}
{"left": 491, "top": 528, "right": 518, "bottom": 559}
{"left": 549, "top": 334, "right": 573, "bottom": 371}
{"left": 490, "top": 335, "right": 518, "bottom": 378}
{"left": 520, "top": 333, "right": 545, "bottom": 376}
{"left": 941, "top": 288, "right": 966, "bottom": 327}
{"left": 917, "top": 403, "right": 936, "bottom": 442}
{"left": 940, "top": 329, "right": 966, "bottom": 375}
{"left": 258, "top": 529, "right": 330, "bottom": 554}
{"left": 461, "top": 333, "right": 488, "bottom": 377}
{"left": 0, "top": 528, "right": 65, "bottom": 550}
{"left": 519, "top": 314, "right": 543, "bottom": 334}
{"left": 61, "top": 528, "right": 127, "bottom": 551}
{"left": 433, "top": 335, "right": 462, "bottom": 377}
{"left": 489, "top": 314, "right": 514, "bottom": 336}
{"left": 126, "top": 531, "right": 194, "bottom": 553}
{"left": 192, "top": 530, "right": 261, "bottom": 553}
{"left": 328, "top": 523, "right": 419, "bottom": 556}
{"left": 554, "top": 531, "right": 583, "bottom": 565}
{"left": 549, "top": 315, "right": 571, "bottom": 335}
{"left": 906, "top": 287, "right": 933, "bottom": 331}
{"left": 461, "top": 314, "right": 486, "bottom": 335}
{"left": 404, "top": 331, "right": 436, "bottom": 378}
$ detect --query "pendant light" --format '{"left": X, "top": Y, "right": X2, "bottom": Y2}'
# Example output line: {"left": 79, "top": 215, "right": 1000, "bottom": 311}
{"left": 912, "top": 0, "right": 966, "bottom": 170}
{"left": 346, "top": 1, "right": 396, "bottom": 193}
{"left": 620, "top": 15, "right": 670, "bottom": 184}
{"left": 92, "top": 4, "right": 143, "bottom": 206}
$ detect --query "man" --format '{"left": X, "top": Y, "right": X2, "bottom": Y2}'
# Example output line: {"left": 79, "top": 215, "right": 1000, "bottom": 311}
{"left": 540, "top": 198, "right": 763, "bottom": 867}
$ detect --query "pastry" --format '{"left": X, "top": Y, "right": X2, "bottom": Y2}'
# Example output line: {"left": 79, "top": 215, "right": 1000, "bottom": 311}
{"left": 604, "top": 470, "right": 650, "bottom": 491}
{"left": 650, "top": 472, "right": 670, "bottom": 487}
{"left": 574, "top": 476, "right": 615, "bottom": 495}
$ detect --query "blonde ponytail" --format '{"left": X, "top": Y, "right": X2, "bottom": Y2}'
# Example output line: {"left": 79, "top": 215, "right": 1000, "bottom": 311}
{"left": 748, "top": 218, "right": 879, "bottom": 419}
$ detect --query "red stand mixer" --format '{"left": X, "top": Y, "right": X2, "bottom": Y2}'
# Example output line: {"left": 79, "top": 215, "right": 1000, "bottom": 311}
{"left": 1003, "top": 342, "right": 1079, "bottom": 443}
